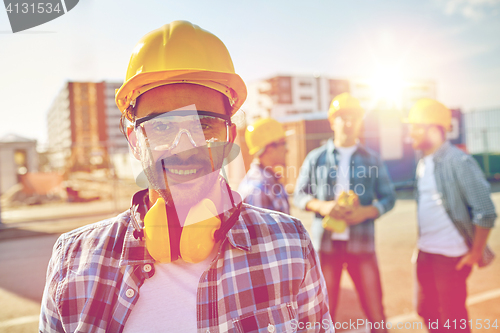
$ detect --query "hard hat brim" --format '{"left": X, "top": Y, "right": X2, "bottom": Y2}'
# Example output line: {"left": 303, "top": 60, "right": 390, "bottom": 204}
{"left": 116, "top": 69, "right": 247, "bottom": 117}
{"left": 328, "top": 107, "right": 365, "bottom": 118}
{"left": 402, "top": 118, "right": 451, "bottom": 131}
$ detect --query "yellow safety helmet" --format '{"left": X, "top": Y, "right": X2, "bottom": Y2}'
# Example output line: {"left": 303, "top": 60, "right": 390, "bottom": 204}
{"left": 328, "top": 92, "right": 365, "bottom": 118}
{"left": 245, "top": 118, "right": 286, "bottom": 156}
{"left": 115, "top": 21, "right": 247, "bottom": 120}
{"left": 404, "top": 98, "right": 451, "bottom": 131}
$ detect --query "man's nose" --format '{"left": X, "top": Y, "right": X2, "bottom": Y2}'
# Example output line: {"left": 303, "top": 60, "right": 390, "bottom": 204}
{"left": 170, "top": 130, "right": 198, "bottom": 159}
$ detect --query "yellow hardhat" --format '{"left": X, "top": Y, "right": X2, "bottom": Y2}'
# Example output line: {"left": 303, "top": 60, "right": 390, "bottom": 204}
{"left": 245, "top": 118, "right": 286, "bottom": 156}
{"left": 404, "top": 98, "right": 451, "bottom": 131}
{"left": 328, "top": 92, "right": 364, "bottom": 117}
{"left": 115, "top": 21, "right": 247, "bottom": 120}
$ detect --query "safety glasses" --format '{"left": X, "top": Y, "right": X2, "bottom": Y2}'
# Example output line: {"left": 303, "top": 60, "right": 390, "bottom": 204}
{"left": 134, "top": 110, "right": 231, "bottom": 151}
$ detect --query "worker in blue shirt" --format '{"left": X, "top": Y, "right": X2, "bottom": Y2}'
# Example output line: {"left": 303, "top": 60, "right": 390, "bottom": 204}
{"left": 294, "top": 93, "right": 396, "bottom": 333}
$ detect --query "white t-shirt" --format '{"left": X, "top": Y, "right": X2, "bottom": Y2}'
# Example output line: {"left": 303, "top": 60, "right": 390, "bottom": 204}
{"left": 331, "top": 144, "right": 358, "bottom": 241}
{"left": 123, "top": 247, "right": 218, "bottom": 333}
{"left": 417, "top": 154, "right": 469, "bottom": 257}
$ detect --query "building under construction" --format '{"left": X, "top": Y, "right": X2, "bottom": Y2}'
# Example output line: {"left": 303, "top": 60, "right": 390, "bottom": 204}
{"left": 46, "top": 81, "right": 128, "bottom": 173}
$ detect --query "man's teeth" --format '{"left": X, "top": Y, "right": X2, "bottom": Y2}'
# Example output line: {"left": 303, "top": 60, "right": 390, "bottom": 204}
{"left": 167, "top": 168, "right": 198, "bottom": 175}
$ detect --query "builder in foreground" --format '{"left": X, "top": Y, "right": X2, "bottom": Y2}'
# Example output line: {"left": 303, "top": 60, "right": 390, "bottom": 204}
{"left": 39, "top": 21, "right": 332, "bottom": 332}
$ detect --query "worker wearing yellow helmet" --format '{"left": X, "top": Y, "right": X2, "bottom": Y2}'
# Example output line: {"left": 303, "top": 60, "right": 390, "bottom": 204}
{"left": 405, "top": 98, "right": 452, "bottom": 152}
{"left": 295, "top": 92, "right": 396, "bottom": 332}
{"left": 406, "top": 98, "right": 496, "bottom": 332}
{"left": 40, "top": 21, "right": 332, "bottom": 332}
{"left": 238, "top": 118, "right": 290, "bottom": 214}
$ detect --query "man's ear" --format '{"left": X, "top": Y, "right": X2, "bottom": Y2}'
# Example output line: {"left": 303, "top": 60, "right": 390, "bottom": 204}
{"left": 126, "top": 127, "right": 141, "bottom": 160}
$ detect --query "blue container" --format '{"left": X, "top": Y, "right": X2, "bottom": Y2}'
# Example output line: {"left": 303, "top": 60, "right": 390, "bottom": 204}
{"left": 449, "top": 109, "right": 465, "bottom": 146}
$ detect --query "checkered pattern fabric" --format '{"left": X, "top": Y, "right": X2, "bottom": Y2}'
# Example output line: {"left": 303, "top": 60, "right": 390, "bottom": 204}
{"left": 39, "top": 192, "right": 332, "bottom": 332}
{"left": 238, "top": 162, "right": 290, "bottom": 215}
{"left": 294, "top": 139, "right": 396, "bottom": 254}
{"left": 416, "top": 141, "right": 497, "bottom": 267}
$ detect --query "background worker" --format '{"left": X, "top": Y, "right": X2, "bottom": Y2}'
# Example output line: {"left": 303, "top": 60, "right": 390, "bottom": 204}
{"left": 238, "top": 118, "right": 290, "bottom": 214}
{"left": 40, "top": 21, "right": 332, "bottom": 332}
{"left": 294, "top": 93, "right": 396, "bottom": 333}
{"left": 406, "top": 98, "right": 497, "bottom": 332}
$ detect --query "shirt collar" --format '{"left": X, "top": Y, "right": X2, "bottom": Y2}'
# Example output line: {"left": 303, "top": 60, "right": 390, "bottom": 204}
{"left": 253, "top": 162, "right": 279, "bottom": 182}
{"left": 120, "top": 189, "right": 154, "bottom": 267}
{"left": 225, "top": 206, "right": 252, "bottom": 251}
{"left": 432, "top": 141, "right": 451, "bottom": 162}
{"left": 327, "top": 138, "right": 366, "bottom": 155}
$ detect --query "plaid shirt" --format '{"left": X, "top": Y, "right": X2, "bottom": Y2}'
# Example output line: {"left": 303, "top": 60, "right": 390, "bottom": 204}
{"left": 294, "top": 139, "right": 396, "bottom": 253}
{"left": 238, "top": 162, "right": 290, "bottom": 215}
{"left": 415, "top": 141, "right": 497, "bottom": 267}
{"left": 40, "top": 189, "right": 332, "bottom": 333}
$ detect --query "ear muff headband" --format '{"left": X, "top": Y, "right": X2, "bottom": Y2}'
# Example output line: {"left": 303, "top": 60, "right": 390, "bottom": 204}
{"left": 143, "top": 198, "right": 172, "bottom": 262}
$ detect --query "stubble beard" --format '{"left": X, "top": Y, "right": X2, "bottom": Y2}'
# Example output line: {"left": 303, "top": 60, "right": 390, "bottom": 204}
{"left": 413, "top": 137, "right": 433, "bottom": 152}
{"left": 142, "top": 156, "right": 219, "bottom": 210}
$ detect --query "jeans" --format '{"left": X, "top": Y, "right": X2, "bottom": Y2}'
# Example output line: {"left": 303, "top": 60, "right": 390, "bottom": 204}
{"left": 416, "top": 251, "right": 472, "bottom": 333}
{"left": 320, "top": 241, "right": 387, "bottom": 333}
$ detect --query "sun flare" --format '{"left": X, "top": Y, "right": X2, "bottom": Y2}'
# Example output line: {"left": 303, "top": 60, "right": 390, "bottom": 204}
{"left": 368, "top": 66, "right": 405, "bottom": 109}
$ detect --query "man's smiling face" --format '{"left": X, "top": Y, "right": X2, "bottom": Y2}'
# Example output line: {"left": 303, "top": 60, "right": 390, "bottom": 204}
{"left": 409, "top": 124, "right": 433, "bottom": 151}
{"left": 132, "top": 83, "right": 233, "bottom": 208}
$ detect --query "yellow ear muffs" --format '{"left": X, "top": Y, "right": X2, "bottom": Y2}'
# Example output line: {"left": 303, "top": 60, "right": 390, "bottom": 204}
{"left": 144, "top": 197, "right": 172, "bottom": 263}
{"left": 143, "top": 197, "right": 221, "bottom": 264}
{"left": 180, "top": 199, "right": 221, "bottom": 263}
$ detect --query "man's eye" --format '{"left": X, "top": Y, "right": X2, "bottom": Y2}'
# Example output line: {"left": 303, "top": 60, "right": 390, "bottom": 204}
{"left": 152, "top": 123, "right": 169, "bottom": 132}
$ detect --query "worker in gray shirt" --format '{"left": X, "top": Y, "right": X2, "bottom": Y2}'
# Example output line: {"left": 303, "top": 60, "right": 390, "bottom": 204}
{"left": 406, "top": 98, "right": 497, "bottom": 332}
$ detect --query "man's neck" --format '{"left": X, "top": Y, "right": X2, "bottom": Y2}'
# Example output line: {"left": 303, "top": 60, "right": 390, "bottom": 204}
{"left": 258, "top": 154, "right": 274, "bottom": 170}
{"left": 147, "top": 178, "right": 233, "bottom": 224}
{"left": 334, "top": 138, "right": 358, "bottom": 148}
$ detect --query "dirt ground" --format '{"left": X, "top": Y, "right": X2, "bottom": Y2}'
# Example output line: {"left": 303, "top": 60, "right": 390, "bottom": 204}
{"left": 0, "top": 184, "right": 499, "bottom": 332}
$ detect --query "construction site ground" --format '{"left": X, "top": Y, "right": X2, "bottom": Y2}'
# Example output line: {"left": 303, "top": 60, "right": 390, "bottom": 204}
{"left": 0, "top": 181, "right": 499, "bottom": 332}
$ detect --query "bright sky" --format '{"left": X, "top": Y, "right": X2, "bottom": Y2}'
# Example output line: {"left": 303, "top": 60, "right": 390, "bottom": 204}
{"left": 1, "top": 0, "right": 499, "bottom": 147}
